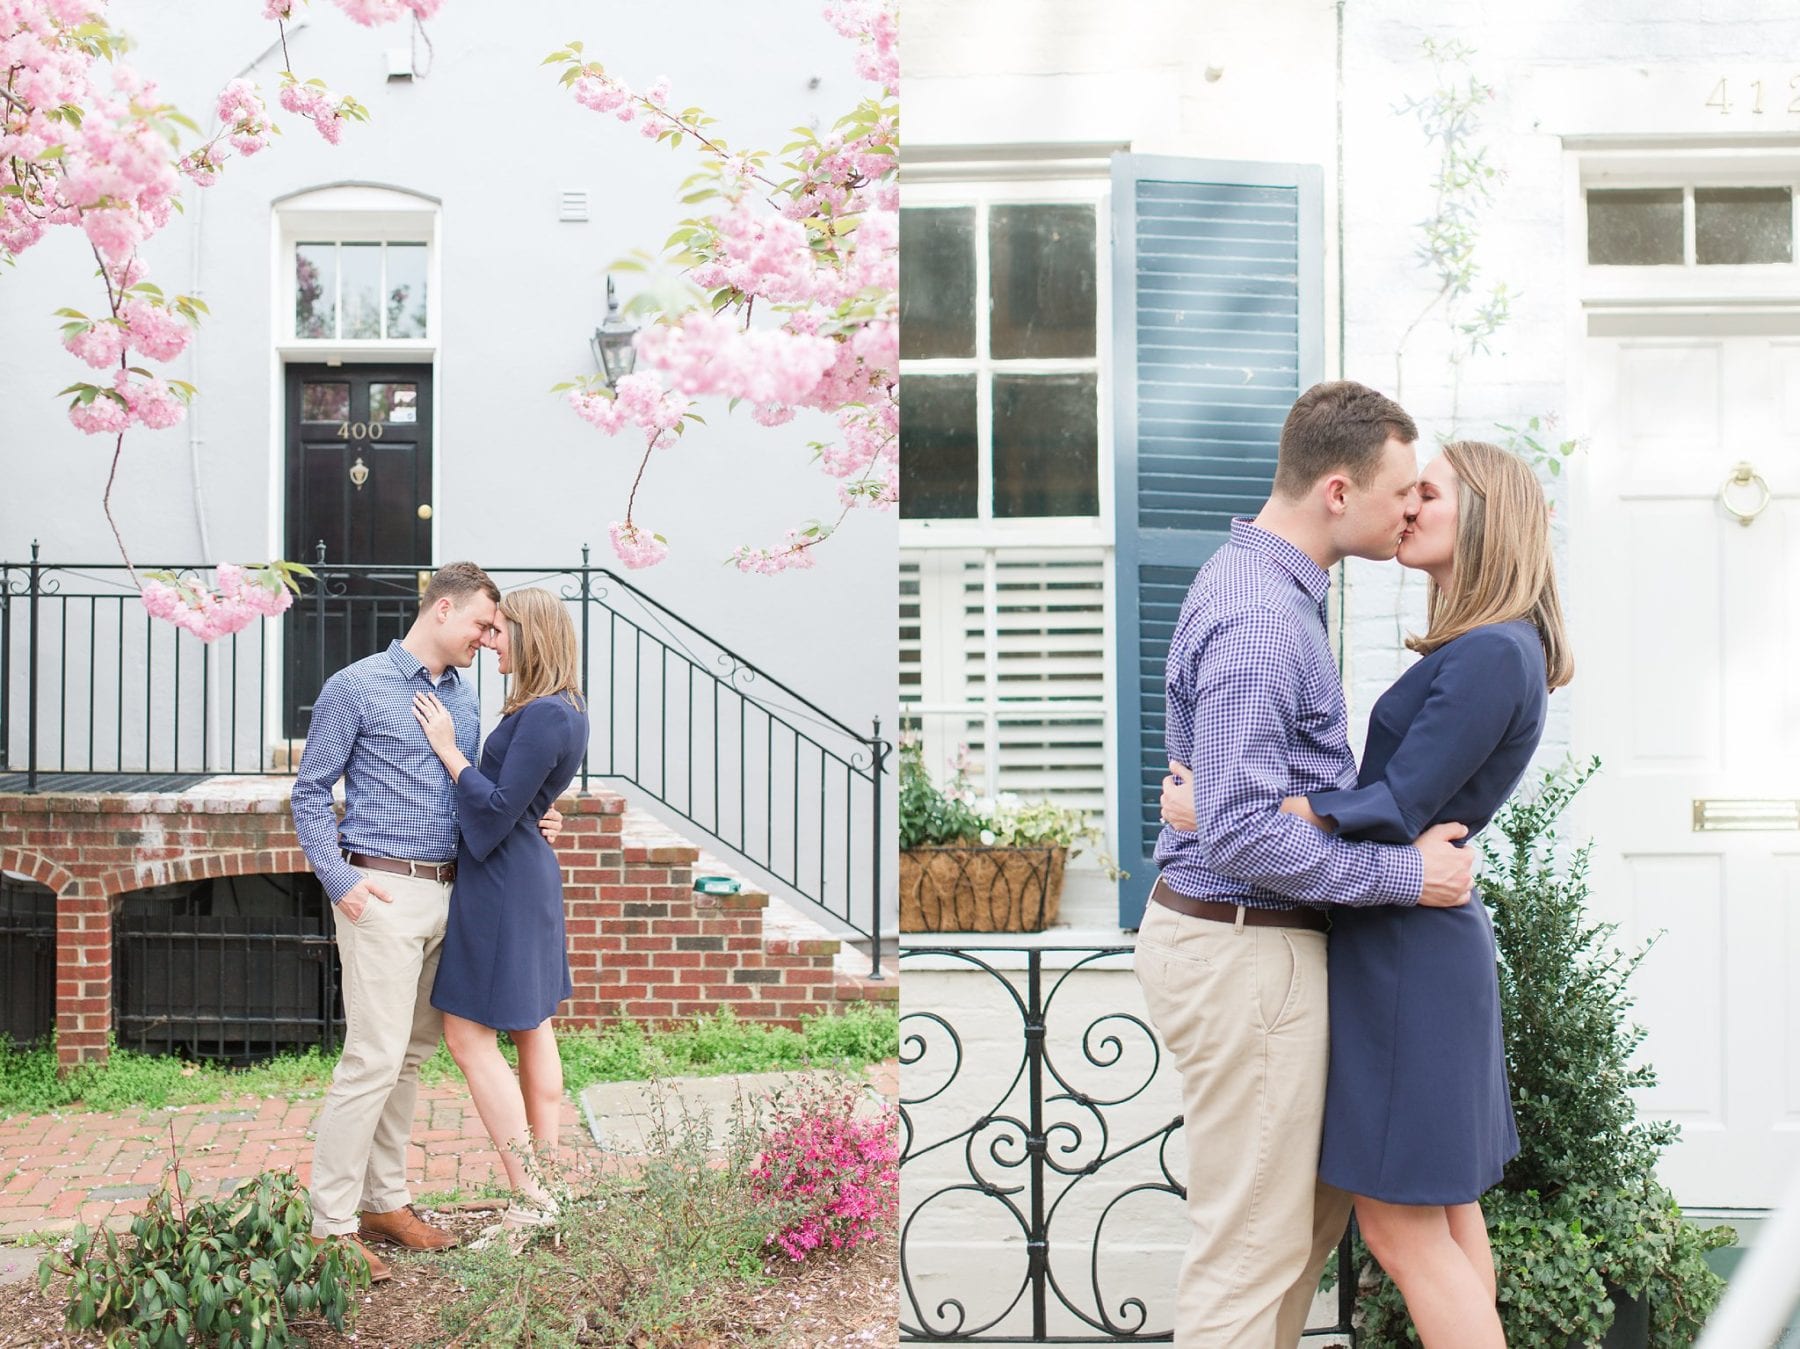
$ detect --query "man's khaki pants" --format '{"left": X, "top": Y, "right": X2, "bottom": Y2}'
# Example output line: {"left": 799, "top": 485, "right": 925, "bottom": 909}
{"left": 308, "top": 867, "right": 450, "bottom": 1238}
{"left": 1134, "top": 898, "right": 1355, "bottom": 1348}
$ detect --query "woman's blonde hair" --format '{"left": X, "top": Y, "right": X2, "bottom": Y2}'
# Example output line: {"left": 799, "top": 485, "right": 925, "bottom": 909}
{"left": 498, "top": 587, "right": 585, "bottom": 715}
{"left": 1408, "top": 439, "right": 1574, "bottom": 690}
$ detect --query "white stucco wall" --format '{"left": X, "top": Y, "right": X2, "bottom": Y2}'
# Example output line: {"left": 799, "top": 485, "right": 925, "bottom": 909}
{"left": 1334, "top": 1, "right": 1800, "bottom": 762}
{"left": 0, "top": 0, "right": 893, "bottom": 739}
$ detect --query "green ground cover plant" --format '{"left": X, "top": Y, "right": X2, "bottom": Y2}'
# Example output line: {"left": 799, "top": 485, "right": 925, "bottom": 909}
{"left": 437, "top": 1076, "right": 897, "bottom": 1347}
{"left": 0, "top": 1005, "right": 898, "bottom": 1116}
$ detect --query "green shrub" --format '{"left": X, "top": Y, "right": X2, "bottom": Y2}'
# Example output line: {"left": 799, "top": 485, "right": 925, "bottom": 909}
{"left": 37, "top": 1166, "right": 367, "bottom": 1347}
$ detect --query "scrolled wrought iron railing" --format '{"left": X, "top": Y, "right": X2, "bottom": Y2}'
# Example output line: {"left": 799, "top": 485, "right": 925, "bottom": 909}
{"left": 899, "top": 943, "right": 1355, "bottom": 1343}
{"left": 0, "top": 543, "right": 889, "bottom": 970}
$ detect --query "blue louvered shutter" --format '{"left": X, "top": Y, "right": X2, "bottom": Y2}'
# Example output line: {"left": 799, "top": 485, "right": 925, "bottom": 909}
{"left": 1111, "top": 155, "right": 1324, "bottom": 928}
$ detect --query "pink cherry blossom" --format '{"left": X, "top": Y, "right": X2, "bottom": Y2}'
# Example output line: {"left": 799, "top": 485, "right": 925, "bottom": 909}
{"left": 81, "top": 207, "right": 143, "bottom": 263}
{"left": 612, "top": 371, "right": 688, "bottom": 433}
{"left": 216, "top": 78, "right": 271, "bottom": 155}
{"left": 68, "top": 392, "right": 131, "bottom": 435}
{"left": 550, "top": 0, "right": 896, "bottom": 569}
{"left": 120, "top": 297, "right": 191, "bottom": 361}
{"left": 730, "top": 530, "right": 823, "bottom": 575}
{"left": 567, "top": 388, "right": 628, "bottom": 434}
{"left": 824, "top": 0, "right": 898, "bottom": 94}
{"left": 63, "top": 320, "right": 128, "bottom": 369}
{"left": 279, "top": 79, "right": 349, "bottom": 144}
{"left": 113, "top": 368, "right": 186, "bottom": 430}
{"left": 139, "top": 564, "right": 294, "bottom": 642}
{"left": 608, "top": 521, "right": 668, "bottom": 570}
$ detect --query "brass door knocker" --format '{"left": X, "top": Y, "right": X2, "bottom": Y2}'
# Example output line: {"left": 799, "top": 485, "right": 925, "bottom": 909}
{"left": 349, "top": 456, "right": 370, "bottom": 491}
{"left": 1719, "top": 462, "right": 1771, "bottom": 527}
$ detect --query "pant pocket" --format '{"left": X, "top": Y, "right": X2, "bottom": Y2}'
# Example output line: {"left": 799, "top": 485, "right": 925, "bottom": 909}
{"left": 1253, "top": 931, "right": 1301, "bottom": 1032}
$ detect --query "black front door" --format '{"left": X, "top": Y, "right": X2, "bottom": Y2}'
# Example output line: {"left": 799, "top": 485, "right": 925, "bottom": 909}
{"left": 283, "top": 364, "right": 434, "bottom": 737}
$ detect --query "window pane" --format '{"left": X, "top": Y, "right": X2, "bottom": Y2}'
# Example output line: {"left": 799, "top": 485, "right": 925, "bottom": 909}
{"left": 990, "top": 205, "right": 1097, "bottom": 359}
{"left": 296, "top": 243, "right": 336, "bottom": 338}
{"left": 1587, "top": 189, "right": 1683, "bottom": 265}
{"left": 301, "top": 382, "right": 349, "bottom": 422}
{"left": 369, "top": 383, "right": 419, "bottom": 423}
{"left": 900, "top": 374, "right": 978, "bottom": 519}
{"left": 341, "top": 243, "right": 382, "bottom": 339}
{"left": 1696, "top": 187, "right": 1792, "bottom": 265}
{"left": 900, "top": 208, "right": 976, "bottom": 359}
{"left": 385, "top": 243, "right": 429, "bottom": 337}
{"left": 992, "top": 373, "right": 1099, "bottom": 518}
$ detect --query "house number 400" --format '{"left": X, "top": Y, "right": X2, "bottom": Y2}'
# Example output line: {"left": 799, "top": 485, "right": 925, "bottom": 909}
{"left": 336, "top": 421, "right": 385, "bottom": 441}
{"left": 1705, "top": 78, "right": 1800, "bottom": 114}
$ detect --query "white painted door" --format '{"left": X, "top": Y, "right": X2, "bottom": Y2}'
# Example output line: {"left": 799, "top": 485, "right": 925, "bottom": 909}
{"left": 1579, "top": 329, "right": 1800, "bottom": 1209}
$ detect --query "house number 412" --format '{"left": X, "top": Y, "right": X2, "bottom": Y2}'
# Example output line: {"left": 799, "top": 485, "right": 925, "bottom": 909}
{"left": 1705, "top": 78, "right": 1800, "bottom": 114}
{"left": 336, "top": 420, "right": 385, "bottom": 441}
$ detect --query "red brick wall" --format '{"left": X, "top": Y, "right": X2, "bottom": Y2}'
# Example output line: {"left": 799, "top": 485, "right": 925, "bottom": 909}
{"left": 0, "top": 787, "right": 844, "bottom": 1068}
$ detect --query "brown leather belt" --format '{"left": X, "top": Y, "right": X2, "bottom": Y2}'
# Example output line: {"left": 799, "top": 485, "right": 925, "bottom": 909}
{"left": 344, "top": 852, "right": 457, "bottom": 885}
{"left": 1152, "top": 877, "right": 1328, "bottom": 932}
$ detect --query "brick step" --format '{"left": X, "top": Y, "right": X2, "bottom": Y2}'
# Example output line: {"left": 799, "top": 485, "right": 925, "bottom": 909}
{"left": 610, "top": 805, "right": 896, "bottom": 1014}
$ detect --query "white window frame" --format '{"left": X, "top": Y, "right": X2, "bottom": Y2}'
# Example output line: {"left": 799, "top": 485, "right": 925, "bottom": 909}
{"left": 273, "top": 186, "right": 441, "bottom": 363}
{"left": 1578, "top": 146, "right": 1800, "bottom": 307}
{"left": 900, "top": 164, "right": 1123, "bottom": 897}
{"left": 900, "top": 175, "right": 1115, "bottom": 552}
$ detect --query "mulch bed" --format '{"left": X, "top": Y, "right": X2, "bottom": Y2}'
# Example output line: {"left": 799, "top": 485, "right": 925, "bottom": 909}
{"left": 0, "top": 1205, "right": 898, "bottom": 1347}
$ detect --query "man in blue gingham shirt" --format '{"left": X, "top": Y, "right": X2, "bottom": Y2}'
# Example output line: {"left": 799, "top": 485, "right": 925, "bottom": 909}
{"left": 290, "top": 562, "right": 559, "bottom": 1278}
{"left": 1133, "top": 383, "right": 1475, "bottom": 1348}
{"left": 1154, "top": 519, "right": 1425, "bottom": 909}
{"left": 292, "top": 640, "right": 481, "bottom": 901}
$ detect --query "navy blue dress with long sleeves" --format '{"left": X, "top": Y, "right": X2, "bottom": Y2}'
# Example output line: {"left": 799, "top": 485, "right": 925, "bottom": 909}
{"left": 431, "top": 694, "right": 588, "bottom": 1031}
{"left": 1308, "top": 619, "right": 1548, "bottom": 1205}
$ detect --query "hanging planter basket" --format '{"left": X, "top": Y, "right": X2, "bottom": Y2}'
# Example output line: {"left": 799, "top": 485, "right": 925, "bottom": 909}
{"left": 898, "top": 844, "right": 1066, "bottom": 933}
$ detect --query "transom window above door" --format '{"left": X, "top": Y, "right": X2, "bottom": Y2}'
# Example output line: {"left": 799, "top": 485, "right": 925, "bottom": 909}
{"left": 1587, "top": 185, "right": 1795, "bottom": 266}
{"left": 293, "top": 240, "right": 429, "bottom": 340}
{"left": 899, "top": 200, "right": 1103, "bottom": 522}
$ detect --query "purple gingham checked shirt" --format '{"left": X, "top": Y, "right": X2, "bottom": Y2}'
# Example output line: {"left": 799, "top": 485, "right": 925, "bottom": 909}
{"left": 1154, "top": 520, "right": 1424, "bottom": 910}
{"left": 291, "top": 640, "right": 482, "bottom": 903}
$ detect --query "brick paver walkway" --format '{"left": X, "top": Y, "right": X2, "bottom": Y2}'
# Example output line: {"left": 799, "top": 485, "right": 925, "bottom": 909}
{"left": 0, "top": 1060, "right": 898, "bottom": 1240}
{"left": 0, "top": 1087, "right": 570, "bottom": 1238}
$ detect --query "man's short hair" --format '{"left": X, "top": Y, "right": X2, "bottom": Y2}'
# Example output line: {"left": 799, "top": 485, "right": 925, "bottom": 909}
{"left": 1272, "top": 380, "right": 1418, "bottom": 499}
{"left": 419, "top": 561, "right": 499, "bottom": 611}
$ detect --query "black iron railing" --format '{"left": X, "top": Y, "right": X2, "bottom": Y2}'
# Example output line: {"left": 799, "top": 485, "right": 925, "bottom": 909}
{"left": 899, "top": 945, "right": 1355, "bottom": 1344}
{"left": 0, "top": 544, "right": 890, "bottom": 969}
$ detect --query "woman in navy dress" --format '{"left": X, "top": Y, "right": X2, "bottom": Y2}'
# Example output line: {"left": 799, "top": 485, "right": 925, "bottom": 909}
{"left": 1292, "top": 440, "right": 1572, "bottom": 1346}
{"left": 411, "top": 587, "right": 588, "bottom": 1221}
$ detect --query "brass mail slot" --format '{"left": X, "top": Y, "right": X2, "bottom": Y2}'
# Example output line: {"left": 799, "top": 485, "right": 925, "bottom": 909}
{"left": 1692, "top": 799, "right": 1800, "bottom": 831}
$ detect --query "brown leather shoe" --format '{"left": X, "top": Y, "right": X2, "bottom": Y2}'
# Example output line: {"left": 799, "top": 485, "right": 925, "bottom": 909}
{"left": 358, "top": 1203, "right": 458, "bottom": 1251}
{"left": 344, "top": 1236, "right": 392, "bottom": 1283}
